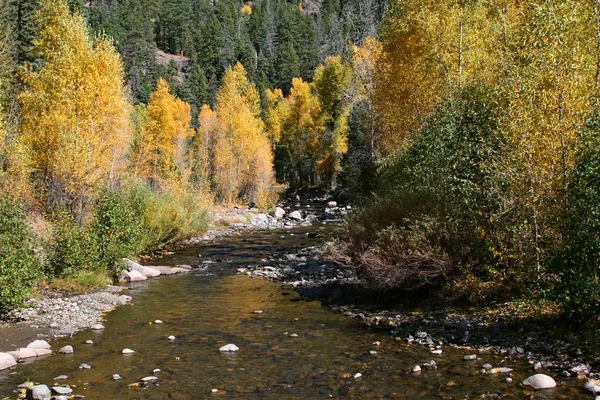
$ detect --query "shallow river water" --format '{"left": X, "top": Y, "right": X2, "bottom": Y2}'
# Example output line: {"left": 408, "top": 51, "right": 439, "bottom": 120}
{"left": 0, "top": 221, "right": 587, "bottom": 399}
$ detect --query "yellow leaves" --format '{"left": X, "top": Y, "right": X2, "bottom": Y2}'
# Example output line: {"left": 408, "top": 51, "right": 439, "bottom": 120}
{"left": 19, "top": 0, "right": 132, "bottom": 215}
{"left": 140, "top": 78, "right": 193, "bottom": 192}
{"left": 213, "top": 63, "right": 276, "bottom": 207}
{"left": 240, "top": 3, "right": 252, "bottom": 16}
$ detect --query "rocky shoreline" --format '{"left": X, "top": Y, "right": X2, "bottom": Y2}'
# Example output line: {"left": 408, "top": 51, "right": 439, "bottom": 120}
{"left": 239, "top": 244, "right": 600, "bottom": 396}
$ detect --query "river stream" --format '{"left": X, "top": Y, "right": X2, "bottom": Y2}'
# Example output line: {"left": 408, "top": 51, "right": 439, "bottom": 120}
{"left": 0, "top": 218, "right": 586, "bottom": 399}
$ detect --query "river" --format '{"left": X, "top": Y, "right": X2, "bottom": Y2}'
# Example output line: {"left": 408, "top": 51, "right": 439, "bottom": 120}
{"left": 0, "top": 217, "right": 585, "bottom": 399}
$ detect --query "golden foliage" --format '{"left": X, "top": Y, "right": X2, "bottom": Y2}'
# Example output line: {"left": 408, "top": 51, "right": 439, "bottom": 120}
{"left": 19, "top": 0, "right": 131, "bottom": 218}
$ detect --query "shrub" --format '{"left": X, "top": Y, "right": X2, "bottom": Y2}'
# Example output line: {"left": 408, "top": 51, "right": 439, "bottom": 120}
{"left": 48, "top": 211, "right": 100, "bottom": 278}
{"left": 0, "top": 198, "right": 40, "bottom": 312}
{"left": 341, "top": 86, "right": 510, "bottom": 295}
{"left": 94, "top": 185, "right": 148, "bottom": 277}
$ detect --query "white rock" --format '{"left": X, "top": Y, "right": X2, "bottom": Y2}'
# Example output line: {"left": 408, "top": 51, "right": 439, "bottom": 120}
{"left": 27, "top": 339, "right": 51, "bottom": 350}
{"left": 167, "top": 335, "right": 176, "bottom": 340}
{"left": 288, "top": 210, "right": 303, "bottom": 221}
{"left": 506, "top": 377, "right": 513, "bottom": 383}
{"left": 489, "top": 367, "right": 513, "bottom": 374}
{"left": 354, "top": 373, "right": 362, "bottom": 379}
{"left": 51, "top": 386, "right": 73, "bottom": 395}
{"left": 141, "top": 376, "right": 158, "bottom": 382}
{"left": 90, "top": 324, "right": 105, "bottom": 330}
{"left": 58, "top": 345, "right": 73, "bottom": 354}
{"left": 463, "top": 354, "right": 477, "bottom": 361}
{"left": 274, "top": 207, "right": 286, "bottom": 218}
{"left": 584, "top": 380, "right": 600, "bottom": 394}
{"left": 27, "top": 384, "right": 51, "bottom": 400}
{"left": 290, "top": 333, "right": 299, "bottom": 337}
{"left": 113, "top": 374, "right": 122, "bottom": 380}
{"left": 54, "top": 375, "right": 68, "bottom": 380}
{"left": 154, "top": 319, "right": 164, "bottom": 324}
{"left": 327, "top": 201, "right": 337, "bottom": 207}
{"left": 522, "top": 374, "right": 557, "bottom": 390}
{"left": 0, "top": 352, "right": 16, "bottom": 370}
{"left": 412, "top": 365, "right": 421, "bottom": 373}
{"left": 211, "top": 389, "right": 219, "bottom": 393}
{"left": 431, "top": 349, "right": 442, "bottom": 355}
{"left": 147, "top": 266, "right": 187, "bottom": 275}
{"left": 219, "top": 344, "right": 239, "bottom": 352}
{"left": 85, "top": 340, "right": 94, "bottom": 345}
{"left": 153, "top": 369, "right": 161, "bottom": 373}
{"left": 122, "top": 348, "right": 135, "bottom": 354}
{"left": 123, "top": 258, "right": 161, "bottom": 278}
{"left": 7, "top": 348, "right": 38, "bottom": 360}
{"left": 79, "top": 363, "right": 91, "bottom": 369}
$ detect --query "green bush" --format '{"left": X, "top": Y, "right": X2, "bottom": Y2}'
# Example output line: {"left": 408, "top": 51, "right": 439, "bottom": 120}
{"left": 0, "top": 198, "right": 40, "bottom": 312}
{"left": 553, "top": 110, "right": 600, "bottom": 315}
{"left": 94, "top": 185, "right": 149, "bottom": 277}
{"left": 49, "top": 211, "right": 100, "bottom": 278}
{"left": 343, "top": 86, "right": 510, "bottom": 296}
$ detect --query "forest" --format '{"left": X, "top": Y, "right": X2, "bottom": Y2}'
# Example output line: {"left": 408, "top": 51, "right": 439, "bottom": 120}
{"left": 1, "top": 0, "right": 600, "bottom": 322}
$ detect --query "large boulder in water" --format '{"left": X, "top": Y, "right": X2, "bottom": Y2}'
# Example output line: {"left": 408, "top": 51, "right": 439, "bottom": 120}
{"left": 522, "top": 374, "right": 556, "bottom": 390}
{"left": 26, "top": 384, "right": 51, "bottom": 400}
{"left": 26, "top": 339, "right": 51, "bottom": 350}
{"left": 123, "top": 258, "right": 161, "bottom": 278}
{"left": 120, "top": 269, "right": 147, "bottom": 282}
{"left": 0, "top": 353, "right": 16, "bottom": 370}
{"left": 288, "top": 210, "right": 303, "bottom": 221}
{"left": 273, "top": 207, "right": 286, "bottom": 219}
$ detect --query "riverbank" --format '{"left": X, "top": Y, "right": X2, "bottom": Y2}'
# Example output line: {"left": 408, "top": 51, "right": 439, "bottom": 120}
{"left": 241, "top": 243, "right": 600, "bottom": 392}
{"left": 0, "top": 201, "right": 325, "bottom": 351}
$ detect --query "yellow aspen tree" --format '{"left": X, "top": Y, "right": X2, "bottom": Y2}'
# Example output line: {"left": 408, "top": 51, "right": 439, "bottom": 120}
{"left": 351, "top": 37, "right": 382, "bottom": 159}
{"left": 143, "top": 78, "right": 193, "bottom": 191}
{"left": 214, "top": 63, "right": 276, "bottom": 207}
{"left": 264, "top": 88, "right": 289, "bottom": 144}
{"left": 502, "top": 1, "right": 598, "bottom": 272}
{"left": 312, "top": 56, "right": 351, "bottom": 189}
{"left": 130, "top": 104, "right": 151, "bottom": 180}
{"left": 19, "top": 0, "right": 131, "bottom": 221}
{"left": 190, "top": 104, "right": 217, "bottom": 188}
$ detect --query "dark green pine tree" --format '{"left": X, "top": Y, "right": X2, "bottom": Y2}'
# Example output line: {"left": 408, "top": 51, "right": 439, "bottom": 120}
{"left": 7, "top": 0, "right": 39, "bottom": 63}
{"left": 274, "top": 40, "right": 301, "bottom": 94}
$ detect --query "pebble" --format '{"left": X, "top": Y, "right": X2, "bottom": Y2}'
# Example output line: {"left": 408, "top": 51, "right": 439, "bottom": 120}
{"left": 153, "top": 369, "right": 161, "bottom": 373}
{"left": 463, "top": 354, "right": 476, "bottom": 361}
{"left": 290, "top": 333, "right": 299, "bottom": 337}
{"left": 54, "top": 375, "right": 68, "bottom": 380}
{"left": 58, "top": 345, "right": 73, "bottom": 354}
{"left": 51, "top": 386, "right": 73, "bottom": 395}
{"left": 90, "top": 324, "right": 105, "bottom": 330}
{"left": 431, "top": 349, "right": 442, "bottom": 355}
{"left": 506, "top": 377, "right": 513, "bottom": 383}
{"left": 211, "top": 389, "right": 219, "bottom": 393}
{"left": 354, "top": 373, "right": 362, "bottom": 379}
{"left": 412, "top": 365, "right": 421, "bottom": 373}
{"left": 154, "top": 320, "right": 164, "bottom": 324}
{"left": 489, "top": 367, "right": 513, "bottom": 374}
{"left": 84, "top": 340, "right": 94, "bottom": 345}
{"left": 167, "top": 335, "right": 176, "bottom": 340}
{"left": 253, "top": 310, "right": 263, "bottom": 314}
{"left": 482, "top": 363, "right": 493, "bottom": 370}
{"left": 522, "top": 374, "right": 556, "bottom": 390}
{"left": 219, "top": 344, "right": 239, "bottom": 352}
{"left": 122, "top": 348, "right": 135, "bottom": 354}
{"left": 141, "top": 376, "right": 158, "bottom": 383}
{"left": 113, "top": 374, "right": 121, "bottom": 380}
{"left": 79, "top": 363, "right": 91, "bottom": 370}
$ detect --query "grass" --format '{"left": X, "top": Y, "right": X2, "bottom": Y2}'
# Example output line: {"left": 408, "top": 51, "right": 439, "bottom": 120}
{"left": 49, "top": 271, "right": 112, "bottom": 292}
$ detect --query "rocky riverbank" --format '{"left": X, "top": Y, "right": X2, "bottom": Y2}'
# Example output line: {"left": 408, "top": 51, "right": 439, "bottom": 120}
{"left": 240, "top": 244, "right": 600, "bottom": 396}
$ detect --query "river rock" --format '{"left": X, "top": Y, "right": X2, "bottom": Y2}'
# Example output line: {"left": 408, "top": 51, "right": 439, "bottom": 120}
{"left": 522, "top": 374, "right": 556, "bottom": 390}
{"left": 85, "top": 340, "right": 94, "bottom": 345}
{"left": 584, "top": 379, "right": 600, "bottom": 394}
{"left": 219, "top": 344, "right": 239, "bottom": 352}
{"left": 147, "top": 266, "right": 187, "bottom": 275}
{"left": 141, "top": 376, "right": 158, "bottom": 383}
{"left": 79, "top": 363, "right": 91, "bottom": 370}
{"left": 90, "top": 324, "right": 105, "bottom": 330}
{"left": 463, "top": 354, "right": 477, "bottom": 361}
{"left": 51, "top": 386, "right": 73, "bottom": 395}
{"left": 412, "top": 365, "right": 421, "bottom": 373}
{"left": 58, "top": 345, "right": 73, "bottom": 354}
{"left": 26, "top": 384, "right": 51, "bottom": 400}
{"left": 54, "top": 375, "right": 68, "bottom": 380}
{"left": 251, "top": 213, "right": 269, "bottom": 225}
{"left": 327, "top": 201, "right": 337, "bottom": 207}
{"left": 27, "top": 340, "right": 51, "bottom": 350}
{"left": 121, "top": 269, "right": 148, "bottom": 281}
{"left": 122, "top": 348, "right": 135, "bottom": 354}
{"left": 0, "top": 352, "right": 16, "bottom": 370}
{"left": 167, "top": 335, "right": 176, "bottom": 340}
{"left": 274, "top": 207, "right": 286, "bottom": 218}
{"left": 113, "top": 374, "right": 122, "bottom": 380}
{"left": 288, "top": 210, "right": 303, "bottom": 221}
{"left": 123, "top": 258, "right": 161, "bottom": 278}
{"left": 7, "top": 348, "right": 38, "bottom": 360}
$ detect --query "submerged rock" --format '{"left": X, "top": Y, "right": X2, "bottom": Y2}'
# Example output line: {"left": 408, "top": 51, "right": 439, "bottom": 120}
{"left": 26, "top": 384, "right": 51, "bottom": 400}
{"left": 219, "top": 344, "right": 239, "bottom": 352}
{"left": 122, "top": 348, "right": 135, "bottom": 354}
{"left": 522, "top": 374, "right": 556, "bottom": 390}
{"left": 288, "top": 210, "right": 303, "bottom": 221}
{"left": 58, "top": 345, "right": 73, "bottom": 354}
